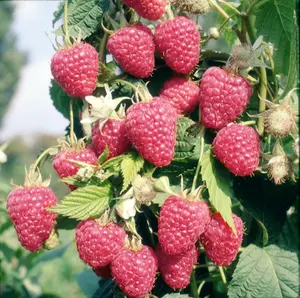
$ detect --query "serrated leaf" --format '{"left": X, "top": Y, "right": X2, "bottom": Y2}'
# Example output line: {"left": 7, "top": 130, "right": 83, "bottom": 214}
{"left": 200, "top": 149, "right": 236, "bottom": 234}
{"left": 49, "top": 185, "right": 112, "bottom": 220}
{"left": 228, "top": 244, "right": 299, "bottom": 298}
{"left": 52, "top": 0, "right": 72, "bottom": 27}
{"left": 49, "top": 79, "right": 82, "bottom": 119}
{"left": 255, "top": 0, "right": 296, "bottom": 75}
{"left": 56, "top": 0, "right": 110, "bottom": 39}
{"left": 121, "top": 152, "right": 144, "bottom": 193}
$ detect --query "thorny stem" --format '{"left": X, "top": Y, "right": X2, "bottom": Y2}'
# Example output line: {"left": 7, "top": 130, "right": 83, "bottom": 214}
{"left": 69, "top": 100, "right": 76, "bottom": 146}
{"left": 114, "top": 79, "right": 147, "bottom": 102}
{"left": 218, "top": 266, "right": 228, "bottom": 287}
{"left": 190, "top": 270, "right": 199, "bottom": 298}
{"left": 191, "top": 126, "right": 205, "bottom": 192}
{"left": 258, "top": 57, "right": 267, "bottom": 135}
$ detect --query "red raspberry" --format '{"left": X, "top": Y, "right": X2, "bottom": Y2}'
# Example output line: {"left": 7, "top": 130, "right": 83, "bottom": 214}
{"left": 107, "top": 24, "right": 155, "bottom": 78}
{"left": 110, "top": 245, "right": 158, "bottom": 298}
{"left": 125, "top": 98, "right": 177, "bottom": 167}
{"left": 158, "top": 196, "right": 210, "bottom": 255}
{"left": 76, "top": 220, "right": 126, "bottom": 267}
{"left": 155, "top": 16, "right": 200, "bottom": 74}
{"left": 52, "top": 147, "right": 98, "bottom": 189}
{"left": 51, "top": 43, "right": 99, "bottom": 98}
{"left": 199, "top": 67, "right": 252, "bottom": 129}
{"left": 136, "top": 0, "right": 166, "bottom": 20}
{"left": 159, "top": 77, "right": 200, "bottom": 115}
{"left": 213, "top": 124, "right": 260, "bottom": 176}
{"left": 7, "top": 186, "right": 57, "bottom": 252}
{"left": 93, "top": 266, "right": 112, "bottom": 279}
{"left": 92, "top": 119, "right": 131, "bottom": 159}
{"left": 200, "top": 213, "right": 243, "bottom": 266}
{"left": 156, "top": 244, "right": 199, "bottom": 289}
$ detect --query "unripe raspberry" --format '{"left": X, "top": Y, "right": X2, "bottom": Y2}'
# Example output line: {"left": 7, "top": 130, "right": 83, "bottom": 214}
{"left": 170, "top": 0, "right": 210, "bottom": 14}
{"left": 75, "top": 220, "right": 126, "bottom": 267}
{"left": 265, "top": 105, "right": 295, "bottom": 138}
{"left": 156, "top": 244, "right": 199, "bottom": 289}
{"left": 158, "top": 196, "right": 210, "bottom": 255}
{"left": 200, "top": 213, "right": 243, "bottom": 266}
{"left": 267, "top": 155, "right": 294, "bottom": 185}
{"left": 133, "top": 175, "right": 156, "bottom": 206}
{"left": 209, "top": 27, "right": 220, "bottom": 39}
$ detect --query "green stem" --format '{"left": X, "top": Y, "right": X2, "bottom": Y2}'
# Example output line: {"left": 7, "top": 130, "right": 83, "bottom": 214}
{"left": 32, "top": 148, "right": 53, "bottom": 172}
{"left": 165, "top": 5, "right": 174, "bottom": 19}
{"left": 191, "top": 126, "right": 205, "bottom": 192}
{"left": 266, "top": 50, "right": 278, "bottom": 99}
{"left": 99, "top": 32, "right": 109, "bottom": 63}
{"left": 258, "top": 58, "right": 267, "bottom": 135}
{"left": 194, "top": 263, "right": 217, "bottom": 269}
{"left": 114, "top": 79, "right": 147, "bottom": 102}
{"left": 218, "top": 266, "right": 228, "bottom": 287}
{"left": 219, "top": 0, "right": 242, "bottom": 16}
{"left": 64, "top": 0, "right": 71, "bottom": 47}
{"left": 208, "top": 0, "right": 231, "bottom": 20}
{"left": 240, "top": 120, "right": 256, "bottom": 126}
{"left": 190, "top": 270, "right": 199, "bottom": 298}
{"left": 69, "top": 100, "right": 75, "bottom": 146}
{"left": 242, "top": 15, "right": 256, "bottom": 44}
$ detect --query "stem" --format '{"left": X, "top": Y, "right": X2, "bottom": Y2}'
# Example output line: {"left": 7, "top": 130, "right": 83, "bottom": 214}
{"left": 99, "top": 32, "right": 109, "bottom": 63}
{"left": 63, "top": 0, "right": 71, "bottom": 47}
{"left": 208, "top": 0, "right": 231, "bottom": 20}
{"left": 69, "top": 100, "right": 75, "bottom": 146}
{"left": 114, "top": 79, "right": 147, "bottom": 102}
{"left": 191, "top": 126, "right": 205, "bottom": 192}
{"left": 266, "top": 50, "right": 278, "bottom": 99}
{"left": 165, "top": 5, "right": 174, "bottom": 19}
{"left": 190, "top": 270, "right": 199, "bottom": 298}
{"left": 242, "top": 15, "right": 256, "bottom": 44}
{"left": 219, "top": 0, "right": 242, "bottom": 16}
{"left": 32, "top": 148, "right": 53, "bottom": 172}
{"left": 240, "top": 120, "right": 256, "bottom": 126}
{"left": 239, "top": 247, "right": 245, "bottom": 252}
{"left": 258, "top": 57, "right": 267, "bottom": 135}
{"left": 197, "top": 280, "right": 206, "bottom": 295}
{"left": 194, "top": 264, "right": 217, "bottom": 269}
{"left": 218, "top": 266, "right": 228, "bottom": 287}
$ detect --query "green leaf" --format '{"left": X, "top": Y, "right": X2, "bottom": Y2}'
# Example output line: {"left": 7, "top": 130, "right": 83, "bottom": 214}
{"left": 76, "top": 268, "right": 99, "bottom": 298}
{"left": 228, "top": 244, "right": 299, "bottom": 298}
{"left": 200, "top": 149, "right": 236, "bottom": 234}
{"left": 255, "top": 0, "right": 296, "bottom": 75}
{"left": 121, "top": 152, "right": 144, "bottom": 193}
{"left": 49, "top": 185, "right": 112, "bottom": 220}
{"left": 33, "top": 244, "right": 69, "bottom": 265}
{"left": 49, "top": 79, "right": 82, "bottom": 119}
{"left": 174, "top": 117, "right": 202, "bottom": 161}
{"left": 280, "top": 25, "right": 299, "bottom": 99}
{"left": 56, "top": 0, "right": 110, "bottom": 39}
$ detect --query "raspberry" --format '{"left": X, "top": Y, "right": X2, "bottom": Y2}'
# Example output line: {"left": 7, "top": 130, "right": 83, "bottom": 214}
{"left": 213, "top": 124, "right": 260, "bottom": 176}
{"left": 107, "top": 24, "right": 155, "bottom": 78}
{"left": 93, "top": 266, "right": 112, "bottom": 279}
{"left": 159, "top": 77, "right": 200, "bottom": 115}
{"left": 52, "top": 146, "right": 98, "bottom": 189}
{"left": 7, "top": 186, "right": 57, "bottom": 252}
{"left": 156, "top": 244, "right": 199, "bottom": 289}
{"left": 51, "top": 42, "right": 99, "bottom": 98}
{"left": 92, "top": 119, "right": 131, "bottom": 159}
{"left": 76, "top": 220, "right": 126, "bottom": 267}
{"left": 110, "top": 245, "right": 158, "bottom": 298}
{"left": 155, "top": 16, "right": 200, "bottom": 74}
{"left": 136, "top": 0, "right": 166, "bottom": 20}
{"left": 200, "top": 213, "right": 243, "bottom": 266}
{"left": 268, "top": 154, "right": 294, "bottom": 185}
{"left": 125, "top": 98, "right": 177, "bottom": 167}
{"left": 170, "top": 0, "right": 210, "bottom": 14}
{"left": 199, "top": 67, "right": 252, "bottom": 129}
{"left": 158, "top": 196, "right": 210, "bottom": 255}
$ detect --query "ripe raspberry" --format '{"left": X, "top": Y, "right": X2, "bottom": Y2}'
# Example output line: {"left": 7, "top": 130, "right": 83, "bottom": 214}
{"left": 107, "top": 24, "right": 155, "bottom": 78}
{"left": 200, "top": 213, "right": 243, "bottom": 266}
{"left": 92, "top": 119, "right": 131, "bottom": 159}
{"left": 159, "top": 77, "right": 200, "bottom": 115}
{"left": 111, "top": 245, "right": 158, "bottom": 298}
{"left": 76, "top": 220, "right": 126, "bottom": 267}
{"left": 156, "top": 244, "right": 198, "bottom": 290}
{"left": 136, "top": 0, "right": 166, "bottom": 20}
{"left": 93, "top": 265, "right": 112, "bottom": 279}
{"left": 213, "top": 124, "right": 260, "bottom": 176}
{"left": 7, "top": 186, "right": 57, "bottom": 252}
{"left": 199, "top": 67, "right": 252, "bottom": 129}
{"left": 51, "top": 42, "right": 99, "bottom": 98}
{"left": 52, "top": 146, "right": 98, "bottom": 189}
{"left": 155, "top": 16, "right": 200, "bottom": 74}
{"left": 158, "top": 196, "right": 210, "bottom": 255}
{"left": 125, "top": 98, "right": 177, "bottom": 167}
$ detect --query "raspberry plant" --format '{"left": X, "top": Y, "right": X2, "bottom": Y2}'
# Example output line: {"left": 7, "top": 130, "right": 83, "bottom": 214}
{"left": 6, "top": 0, "right": 299, "bottom": 297}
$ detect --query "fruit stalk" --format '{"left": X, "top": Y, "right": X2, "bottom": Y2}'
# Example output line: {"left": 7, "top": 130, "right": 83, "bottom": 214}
{"left": 69, "top": 100, "right": 76, "bottom": 146}
{"left": 218, "top": 266, "right": 228, "bottom": 286}
{"left": 32, "top": 147, "right": 53, "bottom": 171}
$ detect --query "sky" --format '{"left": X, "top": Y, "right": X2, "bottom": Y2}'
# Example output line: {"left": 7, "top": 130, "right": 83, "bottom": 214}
{"left": 0, "top": 1, "right": 68, "bottom": 142}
